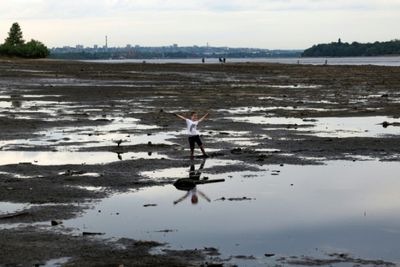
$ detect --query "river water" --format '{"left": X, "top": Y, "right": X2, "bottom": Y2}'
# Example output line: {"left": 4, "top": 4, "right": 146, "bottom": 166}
{"left": 83, "top": 56, "right": 400, "bottom": 66}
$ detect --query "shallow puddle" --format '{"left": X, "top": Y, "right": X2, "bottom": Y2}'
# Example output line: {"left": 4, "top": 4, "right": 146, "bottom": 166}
{"left": 0, "top": 151, "right": 168, "bottom": 166}
{"left": 42, "top": 257, "right": 71, "bottom": 267}
{"left": 0, "top": 120, "right": 171, "bottom": 151}
{"left": 63, "top": 160, "right": 400, "bottom": 265}
{"left": 0, "top": 202, "right": 29, "bottom": 215}
{"left": 228, "top": 116, "right": 400, "bottom": 138}
{"left": 300, "top": 116, "right": 400, "bottom": 138}
{"left": 230, "top": 83, "right": 321, "bottom": 89}
{"left": 219, "top": 105, "right": 344, "bottom": 115}
{"left": 220, "top": 137, "right": 262, "bottom": 146}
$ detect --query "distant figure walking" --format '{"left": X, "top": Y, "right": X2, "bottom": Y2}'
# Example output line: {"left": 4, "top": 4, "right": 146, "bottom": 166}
{"left": 324, "top": 59, "right": 328, "bottom": 65}
{"left": 202, "top": 58, "right": 205, "bottom": 63}
{"left": 174, "top": 111, "right": 209, "bottom": 160}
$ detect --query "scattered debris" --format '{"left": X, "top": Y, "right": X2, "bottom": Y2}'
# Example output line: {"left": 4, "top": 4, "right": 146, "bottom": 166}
{"left": 204, "top": 263, "right": 223, "bottom": 267}
{"left": 381, "top": 121, "right": 400, "bottom": 128}
{"left": 233, "top": 255, "right": 256, "bottom": 260}
{"left": 63, "top": 170, "right": 86, "bottom": 176}
{"left": 278, "top": 253, "right": 396, "bottom": 266}
{"left": 174, "top": 178, "right": 225, "bottom": 191}
{"left": 82, "top": 232, "right": 105, "bottom": 236}
{"left": 215, "top": 197, "right": 254, "bottom": 201}
{"left": 230, "top": 148, "right": 242, "bottom": 154}
{"left": 154, "top": 229, "right": 177, "bottom": 233}
{"left": 256, "top": 154, "right": 268, "bottom": 162}
{"left": 0, "top": 211, "right": 30, "bottom": 219}
{"left": 203, "top": 247, "right": 220, "bottom": 256}
{"left": 143, "top": 204, "right": 157, "bottom": 207}
{"left": 51, "top": 220, "right": 62, "bottom": 226}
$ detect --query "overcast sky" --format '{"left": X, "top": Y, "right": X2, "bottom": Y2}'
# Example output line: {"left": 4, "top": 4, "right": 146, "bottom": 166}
{"left": 0, "top": 0, "right": 399, "bottom": 49}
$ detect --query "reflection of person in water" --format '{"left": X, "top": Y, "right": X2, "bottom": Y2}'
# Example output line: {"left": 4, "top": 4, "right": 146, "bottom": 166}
{"left": 189, "top": 159, "right": 205, "bottom": 180}
{"left": 173, "top": 159, "right": 211, "bottom": 205}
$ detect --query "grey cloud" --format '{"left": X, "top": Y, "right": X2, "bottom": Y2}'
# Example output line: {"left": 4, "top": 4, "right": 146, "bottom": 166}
{"left": 1, "top": 0, "right": 399, "bottom": 20}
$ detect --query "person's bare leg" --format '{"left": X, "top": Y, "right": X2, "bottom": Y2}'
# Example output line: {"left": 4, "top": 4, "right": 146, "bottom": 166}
{"left": 200, "top": 145, "right": 209, "bottom": 157}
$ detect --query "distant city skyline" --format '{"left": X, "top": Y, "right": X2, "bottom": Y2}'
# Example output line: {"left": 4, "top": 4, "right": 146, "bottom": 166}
{"left": 1, "top": 0, "right": 399, "bottom": 49}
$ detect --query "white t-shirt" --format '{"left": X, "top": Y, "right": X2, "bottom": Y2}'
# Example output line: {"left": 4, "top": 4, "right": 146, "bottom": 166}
{"left": 186, "top": 119, "right": 200, "bottom": 136}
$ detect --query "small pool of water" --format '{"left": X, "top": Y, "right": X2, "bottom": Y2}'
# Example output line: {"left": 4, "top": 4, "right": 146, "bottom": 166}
{"left": 42, "top": 257, "right": 71, "bottom": 267}
{"left": 63, "top": 160, "right": 400, "bottom": 265}
{"left": 0, "top": 122, "right": 173, "bottom": 151}
{"left": 228, "top": 116, "right": 400, "bottom": 138}
{"left": 0, "top": 151, "right": 168, "bottom": 166}
{"left": 218, "top": 106, "right": 341, "bottom": 115}
{"left": 0, "top": 202, "right": 29, "bottom": 216}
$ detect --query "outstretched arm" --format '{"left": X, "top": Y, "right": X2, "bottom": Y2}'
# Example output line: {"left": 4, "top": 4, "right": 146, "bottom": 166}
{"left": 174, "top": 113, "right": 187, "bottom": 120}
{"left": 197, "top": 190, "right": 211, "bottom": 202}
{"left": 198, "top": 112, "right": 209, "bottom": 122}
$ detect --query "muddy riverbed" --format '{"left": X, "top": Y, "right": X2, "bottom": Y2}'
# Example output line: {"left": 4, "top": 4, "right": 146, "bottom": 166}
{"left": 1, "top": 59, "right": 400, "bottom": 266}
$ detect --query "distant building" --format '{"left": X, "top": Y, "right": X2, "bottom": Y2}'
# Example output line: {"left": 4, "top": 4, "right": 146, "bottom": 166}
{"left": 49, "top": 44, "right": 302, "bottom": 59}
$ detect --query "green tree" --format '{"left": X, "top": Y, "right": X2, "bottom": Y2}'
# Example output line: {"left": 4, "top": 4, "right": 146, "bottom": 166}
{"left": 0, "top": 22, "right": 49, "bottom": 58}
{"left": 4, "top": 22, "right": 25, "bottom": 46}
{"left": 24, "top": 39, "right": 50, "bottom": 58}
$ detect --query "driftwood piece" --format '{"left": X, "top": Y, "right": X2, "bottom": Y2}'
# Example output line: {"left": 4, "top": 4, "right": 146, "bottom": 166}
{"left": 0, "top": 211, "right": 30, "bottom": 219}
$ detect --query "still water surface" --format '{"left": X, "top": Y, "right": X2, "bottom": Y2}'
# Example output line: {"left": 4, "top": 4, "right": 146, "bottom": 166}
{"left": 84, "top": 56, "right": 400, "bottom": 66}
{"left": 64, "top": 159, "right": 400, "bottom": 265}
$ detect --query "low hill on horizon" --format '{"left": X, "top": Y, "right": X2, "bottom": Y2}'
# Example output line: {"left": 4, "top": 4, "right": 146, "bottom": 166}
{"left": 302, "top": 39, "right": 400, "bottom": 57}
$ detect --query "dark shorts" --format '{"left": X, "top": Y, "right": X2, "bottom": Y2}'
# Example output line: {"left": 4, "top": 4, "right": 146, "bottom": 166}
{"left": 188, "top": 135, "right": 203, "bottom": 150}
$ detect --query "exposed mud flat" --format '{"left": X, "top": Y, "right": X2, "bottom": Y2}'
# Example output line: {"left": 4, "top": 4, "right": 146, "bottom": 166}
{"left": 1, "top": 59, "right": 400, "bottom": 266}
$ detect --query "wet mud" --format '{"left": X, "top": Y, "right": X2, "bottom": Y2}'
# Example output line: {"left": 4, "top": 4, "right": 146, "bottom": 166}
{"left": 1, "top": 59, "right": 400, "bottom": 266}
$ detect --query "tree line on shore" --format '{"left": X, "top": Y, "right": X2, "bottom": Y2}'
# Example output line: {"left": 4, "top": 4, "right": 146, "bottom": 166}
{"left": 49, "top": 50, "right": 301, "bottom": 60}
{"left": 302, "top": 39, "right": 400, "bottom": 57}
{"left": 0, "top": 22, "right": 49, "bottom": 58}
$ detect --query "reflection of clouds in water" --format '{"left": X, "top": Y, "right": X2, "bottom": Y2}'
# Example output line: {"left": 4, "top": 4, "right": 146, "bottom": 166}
{"left": 228, "top": 115, "right": 400, "bottom": 138}
{"left": 64, "top": 161, "right": 400, "bottom": 261}
{"left": 0, "top": 116, "right": 169, "bottom": 151}
{"left": 0, "top": 202, "right": 29, "bottom": 215}
{"left": 0, "top": 151, "right": 168, "bottom": 166}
